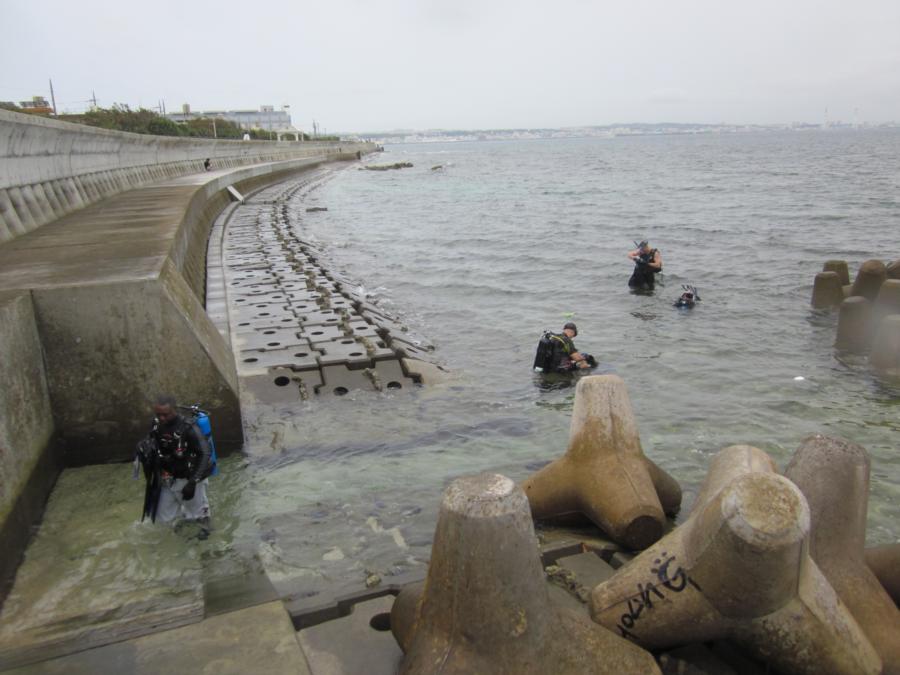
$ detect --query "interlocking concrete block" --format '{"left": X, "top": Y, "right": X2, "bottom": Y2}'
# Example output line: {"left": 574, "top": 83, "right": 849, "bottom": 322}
{"left": 389, "top": 338, "right": 434, "bottom": 363}
{"left": 238, "top": 345, "right": 320, "bottom": 372}
{"left": 303, "top": 325, "right": 347, "bottom": 343}
{"left": 313, "top": 280, "right": 341, "bottom": 294}
{"left": 366, "top": 341, "right": 400, "bottom": 362}
{"left": 296, "top": 595, "right": 402, "bottom": 675}
{"left": 390, "top": 474, "right": 661, "bottom": 674}
{"left": 278, "top": 280, "right": 312, "bottom": 293}
{"left": 232, "top": 299, "right": 294, "bottom": 312}
{"left": 316, "top": 338, "right": 373, "bottom": 368}
{"left": 241, "top": 367, "right": 322, "bottom": 404}
{"left": 785, "top": 434, "right": 900, "bottom": 674}
{"left": 226, "top": 278, "right": 280, "bottom": 291}
{"left": 522, "top": 375, "right": 681, "bottom": 550}
{"left": 233, "top": 328, "right": 307, "bottom": 352}
{"left": 230, "top": 285, "right": 284, "bottom": 298}
{"left": 368, "top": 360, "right": 416, "bottom": 392}
{"left": 589, "top": 469, "right": 881, "bottom": 675}
{"left": 300, "top": 309, "right": 343, "bottom": 327}
{"left": 322, "top": 295, "right": 352, "bottom": 311}
{"left": 231, "top": 304, "right": 295, "bottom": 323}
{"left": 233, "top": 315, "right": 303, "bottom": 330}
{"left": 318, "top": 365, "right": 380, "bottom": 395}
{"left": 400, "top": 358, "right": 450, "bottom": 385}
{"left": 286, "top": 289, "right": 325, "bottom": 302}
{"left": 346, "top": 320, "right": 380, "bottom": 339}
{"left": 288, "top": 300, "right": 321, "bottom": 316}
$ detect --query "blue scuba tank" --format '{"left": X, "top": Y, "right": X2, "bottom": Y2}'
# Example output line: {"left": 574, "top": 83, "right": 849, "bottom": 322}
{"left": 195, "top": 411, "right": 219, "bottom": 476}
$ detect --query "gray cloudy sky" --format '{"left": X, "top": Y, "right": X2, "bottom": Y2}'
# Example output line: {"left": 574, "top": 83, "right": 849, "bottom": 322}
{"left": 3, "top": 0, "right": 899, "bottom": 133}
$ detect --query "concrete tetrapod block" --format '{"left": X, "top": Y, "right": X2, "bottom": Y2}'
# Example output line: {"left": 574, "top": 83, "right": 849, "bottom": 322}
{"left": 874, "top": 279, "right": 900, "bottom": 318}
{"left": 850, "top": 259, "right": 888, "bottom": 301}
{"left": 521, "top": 375, "right": 681, "bottom": 550}
{"left": 888, "top": 259, "right": 900, "bottom": 280}
{"left": 835, "top": 296, "right": 872, "bottom": 352}
{"left": 811, "top": 271, "right": 845, "bottom": 309}
{"left": 822, "top": 260, "right": 850, "bottom": 286}
{"left": 871, "top": 314, "right": 900, "bottom": 378}
{"left": 784, "top": 434, "right": 900, "bottom": 674}
{"left": 391, "top": 473, "right": 661, "bottom": 675}
{"left": 865, "top": 544, "right": 900, "bottom": 606}
{"left": 589, "top": 471, "right": 881, "bottom": 675}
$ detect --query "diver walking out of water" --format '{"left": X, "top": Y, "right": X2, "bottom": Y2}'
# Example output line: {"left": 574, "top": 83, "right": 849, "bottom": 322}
{"left": 533, "top": 322, "right": 597, "bottom": 373}
{"left": 134, "top": 394, "right": 216, "bottom": 536}
{"left": 628, "top": 240, "right": 662, "bottom": 290}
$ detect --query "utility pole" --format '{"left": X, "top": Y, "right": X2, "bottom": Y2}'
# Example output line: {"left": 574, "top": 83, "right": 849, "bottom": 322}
{"left": 91, "top": 90, "right": 98, "bottom": 110}
{"left": 49, "top": 78, "right": 57, "bottom": 115}
{"left": 212, "top": 118, "right": 217, "bottom": 138}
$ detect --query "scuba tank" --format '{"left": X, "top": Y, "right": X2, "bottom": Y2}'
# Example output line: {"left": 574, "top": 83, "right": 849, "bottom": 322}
{"left": 533, "top": 331, "right": 556, "bottom": 372}
{"left": 181, "top": 404, "right": 219, "bottom": 476}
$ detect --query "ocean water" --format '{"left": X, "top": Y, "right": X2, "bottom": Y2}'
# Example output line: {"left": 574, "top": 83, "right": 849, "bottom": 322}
{"left": 3, "top": 130, "right": 899, "bottom": 641}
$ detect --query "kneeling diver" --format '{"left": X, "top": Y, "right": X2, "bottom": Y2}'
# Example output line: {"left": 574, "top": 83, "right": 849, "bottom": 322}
{"left": 533, "top": 322, "right": 597, "bottom": 373}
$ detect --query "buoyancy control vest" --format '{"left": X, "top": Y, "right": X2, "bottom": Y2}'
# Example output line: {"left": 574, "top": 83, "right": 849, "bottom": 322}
{"left": 151, "top": 411, "right": 217, "bottom": 481}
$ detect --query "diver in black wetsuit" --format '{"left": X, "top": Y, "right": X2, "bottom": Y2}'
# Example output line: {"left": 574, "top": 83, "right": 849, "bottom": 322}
{"left": 533, "top": 322, "right": 596, "bottom": 373}
{"left": 134, "top": 394, "right": 215, "bottom": 533}
{"left": 628, "top": 240, "right": 662, "bottom": 290}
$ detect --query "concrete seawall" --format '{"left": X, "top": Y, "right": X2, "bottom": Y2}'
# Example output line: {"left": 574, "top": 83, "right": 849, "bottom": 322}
{"left": 0, "top": 291, "right": 59, "bottom": 604}
{"left": 0, "top": 108, "right": 365, "bottom": 243}
{"left": 0, "top": 112, "right": 376, "bottom": 604}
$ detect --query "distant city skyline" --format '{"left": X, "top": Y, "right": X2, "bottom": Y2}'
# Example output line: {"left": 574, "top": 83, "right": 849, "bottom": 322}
{"left": 358, "top": 119, "right": 898, "bottom": 144}
{"left": 3, "top": 0, "right": 899, "bottom": 134}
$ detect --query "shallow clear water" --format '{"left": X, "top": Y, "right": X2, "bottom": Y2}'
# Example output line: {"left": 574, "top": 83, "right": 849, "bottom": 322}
{"left": 3, "top": 130, "right": 899, "bottom": 639}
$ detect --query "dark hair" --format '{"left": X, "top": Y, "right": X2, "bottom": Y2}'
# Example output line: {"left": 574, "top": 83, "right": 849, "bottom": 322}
{"left": 563, "top": 322, "right": 578, "bottom": 336}
{"left": 153, "top": 393, "right": 177, "bottom": 409}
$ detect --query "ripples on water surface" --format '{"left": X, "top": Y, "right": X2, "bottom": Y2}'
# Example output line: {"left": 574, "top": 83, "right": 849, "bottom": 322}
{"left": 4, "top": 130, "right": 899, "bottom": 635}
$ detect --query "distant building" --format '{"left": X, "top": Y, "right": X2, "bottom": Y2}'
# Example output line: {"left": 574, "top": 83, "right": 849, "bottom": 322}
{"left": 166, "top": 104, "right": 302, "bottom": 140}
{"left": 16, "top": 96, "right": 54, "bottom": 114}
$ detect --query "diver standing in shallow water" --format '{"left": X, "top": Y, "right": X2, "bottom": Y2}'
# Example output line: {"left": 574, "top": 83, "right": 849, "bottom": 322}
{"left": 628, "top": 240, "right": 662, "bottom": 290}
{"left": 134, "top": 394, "right": 215, "bottom": 535}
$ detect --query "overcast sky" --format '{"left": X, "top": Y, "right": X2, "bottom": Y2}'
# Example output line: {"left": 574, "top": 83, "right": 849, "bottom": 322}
{"left": 3, "top": 0, "right": 899, "bottom": 133}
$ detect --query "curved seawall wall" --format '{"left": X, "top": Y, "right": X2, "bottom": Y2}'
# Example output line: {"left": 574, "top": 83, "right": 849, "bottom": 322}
{"left": 0, "top": 108, "right": 368, "bottom": 243}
